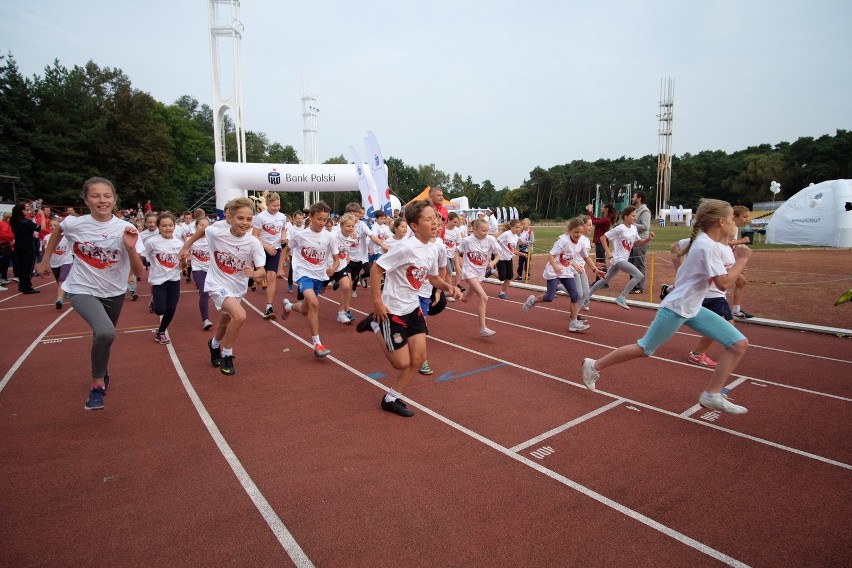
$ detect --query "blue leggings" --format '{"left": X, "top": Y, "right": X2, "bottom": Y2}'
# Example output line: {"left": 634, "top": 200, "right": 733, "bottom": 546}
{"left": 543, "top": 277, "right": 579, "bottom": 302}
{"left": 152, "top": 279, "right": 181, "bottom": 333}
{"left": 637, "top": 307, "right": 746, "bottom": 356}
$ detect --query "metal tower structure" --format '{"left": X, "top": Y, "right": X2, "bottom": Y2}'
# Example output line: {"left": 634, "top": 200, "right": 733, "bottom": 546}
{"left": 301, "top": 74, "right": 319, "bottom": 207}
{"left": 209, "top": 0, "right": 246, "bottom": 164}
{"left": 655, "top": 77, "right": 674, "bottom": 217}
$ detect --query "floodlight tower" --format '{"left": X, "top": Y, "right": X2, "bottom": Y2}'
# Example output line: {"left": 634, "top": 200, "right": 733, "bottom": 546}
{"left": 209, "top": 0, "right": 247, "bottom": 163}
{"left": 301, "top": 74, "right": 319, "bottom": 208}
{"left": 655, "top": 77, "right": 674, "bottom": 217}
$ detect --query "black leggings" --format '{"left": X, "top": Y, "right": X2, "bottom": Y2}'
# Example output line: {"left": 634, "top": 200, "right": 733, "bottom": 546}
{"left": 152, "top": 279, "right": 181, "bottom": 333}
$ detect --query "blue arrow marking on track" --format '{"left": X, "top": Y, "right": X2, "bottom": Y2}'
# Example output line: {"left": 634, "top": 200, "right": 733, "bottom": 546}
{"left": 366, "top": 372, "right": 386, "bottom": 380}
{"left": 435, "top": 363, "right": 507, "bottom": 383}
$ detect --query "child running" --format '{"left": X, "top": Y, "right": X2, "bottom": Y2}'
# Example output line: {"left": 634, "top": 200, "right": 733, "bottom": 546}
{"left": 285, "top": 210, "right": 305, "bottom": 293}
{"left": 581, "top": 199, "right": 752, "bottom": 414}
{"left": 145, "top": 212, "right": 184, "bottom": 344}
{"left": 587, "top": 205, "right": 655, "bottom": 310}
{"left": 355, "top": 199, "right": 461, "bottom": 417}
{"left": 456, "top": 217, "right": 501, "bottom": 336}
{"left": 331, "top": 213, "right": 358, "bottom": 324}
{"left": 181, "top": 197, "right": 266, "bottom": 376}
{"left": 252, "top": 191, "right": 287, "bottom": 320}
{"left": 188, "top": 217, "right": 213, "bottom": 330}
{"left": 521, "top": 218, "right": 602, "bottom": 332}
{"left": 575, "top": 215, "right": 595, "bottom": 312}
{"left": 44, "top": 218, "right": 73, "bottom": 309}
{"left": 280, "top": 201, "right": 340, "bottom": 358}
{"left": 495, "top": 218, "right": 526, "bottom": 300}
{"left": 729, "top": 205, "right": 755, "bottom": 319}
{"left": 36, "top": 177, "right": 144, "bottom": 410}
{"left": 442, "top": 212, "right": 462, "bottom": 299}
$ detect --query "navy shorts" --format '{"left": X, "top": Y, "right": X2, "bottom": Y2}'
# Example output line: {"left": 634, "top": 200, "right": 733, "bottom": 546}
{"left": 264, "top": 248, "right": 282, "bottom": 273}
{"left": 702, "top": 297, "right": 734, "bottom": 321}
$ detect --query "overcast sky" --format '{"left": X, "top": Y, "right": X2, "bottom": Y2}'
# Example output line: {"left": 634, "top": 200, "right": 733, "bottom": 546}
{"left": 2, "top": 0, "right": 851, "bottom": 190}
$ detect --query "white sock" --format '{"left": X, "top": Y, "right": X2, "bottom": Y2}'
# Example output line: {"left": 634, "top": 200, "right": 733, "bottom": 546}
{"left": 370, "top": 321, "right": 380, "bottom": 333}
{"left": 211, "top": 337, "right": 221, "bottom": 349}
{"left": 732, "top": 305, "right": 741, "bottom": 313}
{"left": 311, "top": 335, "right": 321, "bottom": 345}
{"left": 266, "top": 304, "right": 272, "bottom": 310}
{"left": 384, "top": 389, "right": 401, "bottom": 402}
{"left": 221, "top": 347, "right": 233, "bottom": 357}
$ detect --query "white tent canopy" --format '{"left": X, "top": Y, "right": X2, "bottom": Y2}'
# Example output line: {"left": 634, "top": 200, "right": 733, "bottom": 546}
{"left": 766, "top": 179, "right": 852, "bottom": 247}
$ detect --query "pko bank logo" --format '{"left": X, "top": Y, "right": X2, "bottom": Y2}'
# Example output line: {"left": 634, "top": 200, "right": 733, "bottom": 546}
{"left": 373, "top": 154, "right": 380, "bottom": 167}
{"left": 268, "top": 169, "right": 281, "bottom": 184}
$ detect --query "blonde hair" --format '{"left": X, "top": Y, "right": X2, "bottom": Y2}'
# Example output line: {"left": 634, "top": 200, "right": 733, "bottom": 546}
{"left": 472, "top": 218, "right": 489, "bottom": 231}
{"left": 339, "top": 212, "right": 357, "bottom": 226}
{"left": 678, "top": 198, "right": 732, "bottom": 257}
{"left": 226, "top": 197, "right": 255, "bottom": 215}
{"left": 567, "top": 217, "right": 585, "bottom": 230}
{"left": 732, "top": 205, "right": 749, "bottom": 218}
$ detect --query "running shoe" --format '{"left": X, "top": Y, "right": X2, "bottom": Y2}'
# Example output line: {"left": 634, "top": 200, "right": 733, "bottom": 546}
{"left": 281, "top": 299, "right": 292, "bottom": 320}
{"left": 615, "top": 297, "right": 630, "bottom": 310}
{"left": 264, "top": 306, "right": 276, "bottom": 320}
{"left": 332, "top": 279, "right": 340, "bottom": 291}
{"left": 261, "top": 279, "right": 268, "bottom": 290}
{"left": 202, "top": 319, "right": 213, "bottom": 331}
{"left": 660, "top": 284, "right": 672, "bottom": 300}
{"left": 130, "top": 292, "right": 139, "bottom": 301}
{"left": 480, "top": 327, "right": 496, "bottom": 337}
{"left": 732, "top": 310, "right": 754, "bottom": 320}
{"left": 498, "top": 292, "right": 509, "bottom": 300}
{"left": 220, "top": 355, "right": 236, "bottom": 376}
{"left": 208, "top": 338, "right": 222, "bottom": 367}
{"left": 346, "top": 311, "right": 355, "bottom": 322}
{"left": 314, "top": 343, "right": 331, "bottom": 358}
{"left": 522, "top": 294, "right": 536, "bottom": 313}
{"left": 419, "top": 360, "right": 433, "bottom": 375}
{"left": 250, "top": 280, "right": 257, "bottom": 292}
{"left": 687, "top": 352, "right": 717, "bottom": 368}
{"left": 84, "top": 387, "right": 105, "bottom": 411}
{"left": 154, "top": 331, "right": 171, "bottom": 344}
{"left": 381, "top": 396, "right": 414, "bottom": 417}
{"left": 630, "top": 288, "right": 644, "bottom": 295}
{"left": 699, "top": 392, "right": 748, "bottom": 414}
{"left": 351, "top": 290, "right": 358, "bottom": 298}
{"left": 569, "top": 320, "right": 590, "bottom": 333}
{"left": 356, "top": 314, "right": 376, "bottom": 333}
{"left": 337, "top": 311, "right": 352, "bottom": 324}
{"left": 581, "top": 358, "right": 599, "bottom": 391}
{"left": 55, "top": 299, "right": 63, "bottom": 310}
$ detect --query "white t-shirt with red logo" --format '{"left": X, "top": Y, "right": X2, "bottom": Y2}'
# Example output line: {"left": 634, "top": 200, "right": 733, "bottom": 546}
{"left": 252, "top": 210, "right": 286, "bottom": 249}
{"left": 203, "top": 221, "right": 266, "bottom": 299}
{"left": 676, "top": 237, "right": 735, "bottom": 300}
{"left": 543, "top": 234, "right": 576, "bottom": 280}
{"left": 496, "top": 230, "right": 520, "bottom": 261}
{"left": 419, "top": 238, "right": 447, "bottom": 299}
{"left": 45, "top": 234, "right": 73, "bottom": 269}
{"left": 369, "top": 223, "right": 392, "bottom": 256}
{"left": 144, "top": 234, "right": 184, "bottom": 285}
{"left": 288, "top": 226, "right": 337, "bottom": 282}
{"left": 571, "top": 234, "right": 592, "bottom": 275}
{"left": 604, "top": 223, "right": 640, "bottom": 265}
{"left": 350, "top": 221, "right": 371, "bottom": 263}
{"left": 333, "top": 229, "right": 358, "bottom": 274}
{"left": 377, "top": 237, "right": 440, "bottom": 315}
{"left": 189, "top": 236, "right": 211, "bottom": 272}
{"left": 60, "top": 214, "right": 137, "bottom": 297}
{"left": 443, "top": 226, "right": 461, "bottom": 258}
{"left": 457, "top": 234, "right": 501, "bottom": 280}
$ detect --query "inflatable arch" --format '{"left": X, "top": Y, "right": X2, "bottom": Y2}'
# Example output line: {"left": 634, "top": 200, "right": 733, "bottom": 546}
{"left": 214, "top": 162, "right": 388, "bottom": 217}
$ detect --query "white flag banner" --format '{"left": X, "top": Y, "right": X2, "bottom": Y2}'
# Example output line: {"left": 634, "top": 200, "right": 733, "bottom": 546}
{"left": 364, "top": 131, "right": 392, "bottom": 216}
{"left": 348, "top": 146, "right": 377, "bottom": 219}
{"left": 511, "top": 207, "right": 518, "bottom": 220}
{"left": 502, "top": 207, "right": 508, "bottom": 222}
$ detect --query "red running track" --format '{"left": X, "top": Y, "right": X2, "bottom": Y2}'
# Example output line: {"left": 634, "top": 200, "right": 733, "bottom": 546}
{"left": 1, "top": 276, "right": 850, "bottom": 567}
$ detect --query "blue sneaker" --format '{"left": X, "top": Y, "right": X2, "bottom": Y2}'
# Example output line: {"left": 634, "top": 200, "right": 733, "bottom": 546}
{"left": 103, "top": 372, "right": 110, "bottom": 395}
{"left": 85, "top": 387, "right": 105, "bottom": 411}
{"left": 615, "top": 297, "right": 630, "bottom": 310}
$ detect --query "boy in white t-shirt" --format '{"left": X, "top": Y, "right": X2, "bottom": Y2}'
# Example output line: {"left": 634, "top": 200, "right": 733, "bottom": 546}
{"left": 456, "top": 218, "right": 501, "bottom": 336}
{"left": 587, "top": 206, "right": 654, "bottom": 310}
{"left": 355, "top": 200, "right": 460, "bottom": 417}
{"left": 581, "top": 199, "right": 752, "bottom": 415}
{"left": 281, "top": 201, "right": 340, "bottom": 358}
{"left": 44, "top": 218, "right": 73, "bottom": 309}
{"left": 442, "top": 212, "right": 462, "bottom": 297}
{"left": 495, "top": 219, "right": 526, "bottom": 299}
{"left": 181, "top": 198, "right": 266, "bottom": 376}
{"left": 251, "top": 192, "right": 287, "bottom": 319}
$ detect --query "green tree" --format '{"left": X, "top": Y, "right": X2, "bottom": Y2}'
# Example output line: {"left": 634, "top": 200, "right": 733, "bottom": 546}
{"left": 0, "top": 53, "right": 35, "bottom": 194}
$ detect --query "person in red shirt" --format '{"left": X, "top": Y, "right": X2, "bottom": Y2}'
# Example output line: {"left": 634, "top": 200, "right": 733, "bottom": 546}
{"left": 429, "top": 186, "right": 449, "bottom": 239}
{"left": 586, "top": 202, "right": 617, "bottom": 283}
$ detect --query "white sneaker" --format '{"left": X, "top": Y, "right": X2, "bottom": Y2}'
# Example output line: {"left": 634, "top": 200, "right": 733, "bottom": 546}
{"left": 569, "top": 320, "right": 590, "bottom": 332}
{"left": 699, "top": 392, "right": 748, "bottom": 414}
{"left": 337, "top": 311, "right": 352, "bottom": 324}
{"left": 202, "top": 319, "right": 213, "bottom": 330}
{"left": 446, "top": 296, "right": 455, "bottom": 302}
{"left": 582, "top": 358, "right": 599, "bottom": 391}
{"left": 351, "top": 290, "right": 358, "bottom": 298}
{"left": 0, "top": 285, "right": 7, "bottom": 291}
{"left": 521, "top": 294, "right": 536, "bottom": 313}
{"left": 281, "top": 299, "right": 292, "bottom": 320}
{"left": 480, "top": 327, "right": 496, "bottom": 337}
{"left": 615, "top": 297, "right": 630, "bottom": 310}
{"left": 582, "top": 304, "right": 590, "bottom": 311}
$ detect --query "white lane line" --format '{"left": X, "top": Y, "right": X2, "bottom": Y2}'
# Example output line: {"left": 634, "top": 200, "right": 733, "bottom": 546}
{"left": 0, "top": 308, "right": 74, "bottom": 393}
{"left": 164, "top": 342, "right": 314, "bottom": 568}
{"left": 510, "top": 400, "right": 624, "bottom": 453}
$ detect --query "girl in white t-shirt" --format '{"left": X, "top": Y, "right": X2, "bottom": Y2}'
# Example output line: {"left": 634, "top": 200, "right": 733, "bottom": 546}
{"left": 456, "top": 218, "right": 501, "bottom": 336}
{"left": 284, "top": 210, "right": 305, "bottom": 293}
{"left": 280, "top": 201, "right": 340, "bottom": 358}
{"left": 145, "top": 213, "right": 184, "bottom": 345}
{"left": 385, "top": 218, "right": 409, "bottom": 251}
{"left": 181, "top": 197, "right": 266, "bottom": 376}
{"left": 576, "top": 215, "right": 595, "bottom": 311}
{"left": 44, "top": 218, "right": 73, "bottom": 309}
{"left": 355, "top": 200, "right": 461, "bottom": 418}
{"left": 331, "top": 213, "right": 358, "bottom": 324}
{"left": 587, "top": 206, "right": 655, "bottom": 310}
{"left": 495, "top": 219, "right": 526, "bottom": 299}
{"left": 442, "top": 212, "right": 462, "bottom": 293}
{"left": 581, "top": 199, "right": 752, "bottom": 415}
{"left": 189, "top": 217, "right": 213, "bottom": 330}
{"left": 36, "top": 177, "right": 144, "bottom": 411}
{"left": 251, "top": 192, "right": 287, "bottom": 319}
{"left": 521, "top": 218, "right": 603, "bottom": 332}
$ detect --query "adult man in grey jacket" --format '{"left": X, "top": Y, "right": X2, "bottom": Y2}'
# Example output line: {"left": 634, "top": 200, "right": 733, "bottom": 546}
{"left": 628, "top": 191, "right": 652, "bottom": 294}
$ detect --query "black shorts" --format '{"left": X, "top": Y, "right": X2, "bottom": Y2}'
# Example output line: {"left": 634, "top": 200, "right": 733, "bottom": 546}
{"left": 702, "top": 297, "right": 733, "bottom": 321}
{"left": 379, "top": 307, "right": 427, "bottom": 352}
{"left": 329, "top": 267, "right": 350, "bottom": 284}
{"left": 496, "top": 259, "right": 514, "bottom": 281}
{"left": 264, "top": 248, "right": 282, "bottom": 273}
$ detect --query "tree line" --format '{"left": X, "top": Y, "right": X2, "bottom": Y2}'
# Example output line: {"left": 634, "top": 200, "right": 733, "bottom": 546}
{"left": 2, "top": 53, "right": 849, "bottom": 217}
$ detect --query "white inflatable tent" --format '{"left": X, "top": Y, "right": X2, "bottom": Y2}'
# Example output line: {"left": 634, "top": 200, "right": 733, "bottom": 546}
{"left": 766, "top": 179, "right": 852, "bottom": 247}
